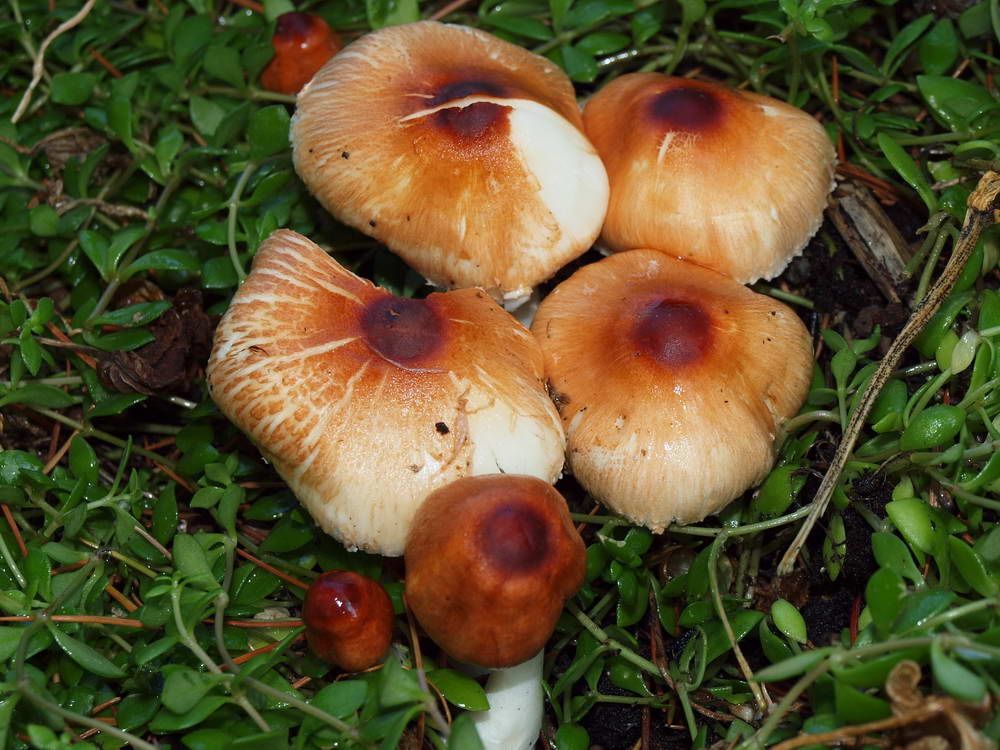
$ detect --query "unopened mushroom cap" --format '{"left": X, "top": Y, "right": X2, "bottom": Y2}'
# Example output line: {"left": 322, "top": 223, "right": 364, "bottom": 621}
{"left": 405, "top": 475, "right": 585, "bottom": 668}
{"left": 260, "top": 12, "right": 342, "bottom": 95}
{"left": 207, "top": 229, "right": 565, "bottom": 555}
{"left": 303, "top": 570, "right": 394, "bottom": 672}
{"left": 292, "top": 21, "right": 609, "bottom": 303}
{"left": 531, "top": 250, "right": 813, "bottom": 528}
{"left": 583, "top": 73, "right": 835, "bottom": 283}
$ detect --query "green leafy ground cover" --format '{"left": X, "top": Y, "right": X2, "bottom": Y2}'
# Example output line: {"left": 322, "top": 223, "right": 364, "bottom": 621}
{"left": 3, "top": 0, "right": 1000, "bottom": 748}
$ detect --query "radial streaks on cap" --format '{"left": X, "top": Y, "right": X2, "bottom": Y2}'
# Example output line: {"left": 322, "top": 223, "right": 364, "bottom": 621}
{"left": 207, "top": 230, "right": 565, "bottom": 555}
{"left": 583, "top": 73, "right": 835, "bottom": 283}
{"left": 531, "top": 250, "right": 813, "bottom": 529}
{"left": 292, "top": 21, "right": 608, "bottom": 300}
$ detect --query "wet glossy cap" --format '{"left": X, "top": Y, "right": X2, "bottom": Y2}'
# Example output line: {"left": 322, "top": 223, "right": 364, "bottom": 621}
{"left": 531, "top": 250, "right": 813, "bottom": 528}
{"left": 260, "top": 12, "right": 342, "bottom": 95}
{"left": 207, "top": 229, "right": 565, "bottom": 555}
{"left": 405, "top": 475, "right": 585, "bottom": 667}
{"left": 583, "top": 73, "right": 835, "bottom": 283}
{"left": 303, "top": 570, "right": 394, "bottom": 672}
{"left": 292, "top": 21, "right": 609, "bottom": 304}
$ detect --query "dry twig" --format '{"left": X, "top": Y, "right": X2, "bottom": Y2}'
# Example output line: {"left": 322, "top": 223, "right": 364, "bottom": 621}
{"left": 13, "top": 0, "right": 99, "bottom": 123}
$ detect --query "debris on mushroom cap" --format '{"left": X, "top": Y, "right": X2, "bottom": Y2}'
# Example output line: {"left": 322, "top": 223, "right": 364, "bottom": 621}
{"left": 404, "top": 474, "right": 585, "bottom": 668}
{"left": 531, "top": 250, "right": 813, "bottom": 529}
{"left": 583, "top": 73, "right": 836, "bottom": 284}
{"left": 303, "top": 570, "right": 394, "bottom": 672}
{"left": 207, "top": 229, "right": 565, "bottom": 556}
{"left": 260, "top": 12, "right": 342, "bottom": 96}
{"left": 291, "top": 20, "right": 609, "bottom": 305}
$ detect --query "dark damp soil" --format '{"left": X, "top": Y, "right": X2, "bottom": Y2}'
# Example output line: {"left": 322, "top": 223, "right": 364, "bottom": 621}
{"left": 578, "top": 676, "right": 698, "bottom": 750}
{"left": 782, "top": 220, "right": 910, "bottom": 341}
{"left": 767, "top": 467, "right": 892, "bottom": 648}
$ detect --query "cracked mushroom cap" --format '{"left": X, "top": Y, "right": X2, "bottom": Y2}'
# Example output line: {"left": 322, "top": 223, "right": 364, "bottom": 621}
{"left": 405, "top": 475, "right": 585, "bottom": 668}
{"left": 531, "top": 250, "right": 813, "bottom": 529}
{"left": 292, "top": 21, "right": 609, "bottom": 305}
{"left": 582, "top": 73, "right": 835, "bottom": 283}
{"left": 207, "top": 229, "right": 565, "bottom": 556}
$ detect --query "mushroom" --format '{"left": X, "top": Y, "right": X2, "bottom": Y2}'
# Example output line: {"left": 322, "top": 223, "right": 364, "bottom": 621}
{"left": 531, "top": 249, "right": 813, "bottom": 529}
{"left": 260, "top": 12, "right": 341, "bottom": 96}
{"left": 207, "top": 229, "right": 564, "bottom": 555}
{"left": 582, "top": 73, "right": 836, "bottom": 283}
{"left": 405, "top": 474, "right": 585, "bottom": 750}
{"left": 404, "top": 474, "right": 585, "bottom": 667}
{"left": 291, "top": 20, "right": 609, "bottom": 306}
{"left": 303, "top": 570, "right": 394, "bottom": 672}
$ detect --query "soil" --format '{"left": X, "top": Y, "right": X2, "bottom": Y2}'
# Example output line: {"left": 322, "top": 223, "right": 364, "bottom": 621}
{"left": 784, "top": 219, "right": 910, "bottom": 341}
{"left": 579, "top": 676, "right": 697, "bottom": 750}
{"left": 582, "top": 699, "right": 692, "bottom": 750}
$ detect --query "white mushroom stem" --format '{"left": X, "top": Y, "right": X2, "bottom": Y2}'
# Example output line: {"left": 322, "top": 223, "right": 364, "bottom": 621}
{"left": 470, "top": 651, "right": 544, "bottom": 750}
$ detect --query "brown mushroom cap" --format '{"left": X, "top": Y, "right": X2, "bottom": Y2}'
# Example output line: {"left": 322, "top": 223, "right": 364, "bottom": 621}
{"left": 303, "top": 570, "right": 394, "bottom": 672}
{"left": 406, "top": 474, "right": 586, "bottom": 668}
{"left": 531, "top": 250, "right": 813, "bottom": 529}
{"left": 405, "top": 475, "right": 585, "bottom": 668}
{"left": 260, "top": 12, "right": 342, "bottom": 96}
{"left": 207, "top": 230, "right": 565, "bottom": 556}
{"left": 292, "top": 21, "right": 609, "bottom": 304}
{"left": 582, "top": 73, "right": 835, "bottom": 283}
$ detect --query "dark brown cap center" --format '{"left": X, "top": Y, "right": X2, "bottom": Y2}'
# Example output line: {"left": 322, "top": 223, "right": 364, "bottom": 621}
{"left": 424, "top": 78, "right": 512, "bottom": 142}
{"left": 632, "top": 299, "right": 713, "bottom": 367}
{"left": 435, "top": 102, "right": 508, "bottom": 140}
{"left": 429, "top": 79, "right": 509, "bottom": 106}
{"left": 360, "top": 295, "right": 444, "bottom": 366}
{"left": 273, "top": 12, "right": 325, "bottom": 48}
{"left": 648, "top": 86, "right": 722, "bottom": 131}
{"left": 478, "top": 503, "right": 550, "bottom": 574}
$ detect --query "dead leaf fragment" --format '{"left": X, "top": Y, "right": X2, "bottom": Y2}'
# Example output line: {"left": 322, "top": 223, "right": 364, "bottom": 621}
{"left": 99, "top": 287, "right": 214, "bottom": 395}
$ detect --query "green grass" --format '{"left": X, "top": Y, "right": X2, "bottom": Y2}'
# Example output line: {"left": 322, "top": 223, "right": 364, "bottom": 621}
{"left": 2, "top": 0, "right": 1000, "bottom": 748}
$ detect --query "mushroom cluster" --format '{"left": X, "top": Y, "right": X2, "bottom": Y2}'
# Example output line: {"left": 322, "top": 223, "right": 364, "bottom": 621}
{"left": 208, "top": 18, "right": 835, "bottom": 749}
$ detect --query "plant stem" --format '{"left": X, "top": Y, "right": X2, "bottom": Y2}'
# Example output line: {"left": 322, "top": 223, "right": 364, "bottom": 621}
{"left": 752, "top": 284, "right": 815, "bottom": 309}
{"left": 86, "top": 174, "right": 182, "bottom": 321}
{"left": 708, "top": 532, "right": 769, "bottom": 713}
{"left": 33, "top": 408, "right": 178, "bottom": 468}
{"left": 0, "top": 531, "right": 25, "bottom": 589}
{"left": 78, "top": 537, "right": 159, "bottom": 578}
{"left": 227, "top": 160, "right": 258, "bottom": 283}
{"left": 668, "top": 505, "right": 815, "bottom": 538}
{"left": 567, "top": 601, "right": 663, "bottom": 680}
{"left": 213, "top": 538, "right": 272, "bottom": 732}
{"left": 241, "top": 674, "right": 369, "bottom": 742}
{"left": 742, "top": 658, "right": 833, "bottom": 750}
